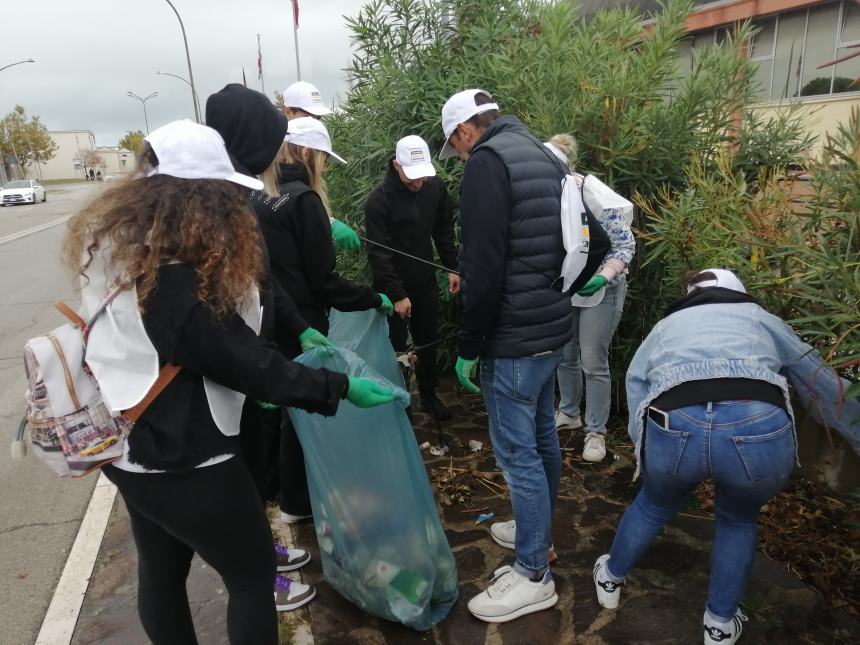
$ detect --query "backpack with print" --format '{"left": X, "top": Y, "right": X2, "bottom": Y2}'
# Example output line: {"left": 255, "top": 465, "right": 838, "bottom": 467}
{"left": 16, "top": 286, "right": 179, "bottom": 477}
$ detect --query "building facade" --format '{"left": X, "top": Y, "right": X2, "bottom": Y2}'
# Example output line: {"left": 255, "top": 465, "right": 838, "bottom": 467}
{"left": 22, "top": 131, "right": 133, "bottom": 182}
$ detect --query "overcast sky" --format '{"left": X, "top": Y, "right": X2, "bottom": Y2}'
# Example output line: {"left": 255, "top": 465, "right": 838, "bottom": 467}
{"left": 1, "top": 0, "right": 367, "bottom": 147}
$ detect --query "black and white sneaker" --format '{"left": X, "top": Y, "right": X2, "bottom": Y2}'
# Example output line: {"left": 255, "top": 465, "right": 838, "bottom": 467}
{"left": 703, "top": 608, "right": 748, "bottom": 645}
{"left": 593, "top": 554, "right": 624, "bottom": 609}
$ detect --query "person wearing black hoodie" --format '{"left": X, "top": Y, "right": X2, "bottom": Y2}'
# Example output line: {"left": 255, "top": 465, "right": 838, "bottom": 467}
{"left": 206, "top": 84, "right": 333, "bottom": 503}
{"left": 253, "top": 115, "right": 393, "bottom": 522}
{"left": 364, "top": 135, "right": 459, "bottom": 420}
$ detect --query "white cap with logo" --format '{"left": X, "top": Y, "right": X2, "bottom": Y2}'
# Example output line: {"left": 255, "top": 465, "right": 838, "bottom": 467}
{"left": 285, "top": 117, "right": 346, "bottom": 164}
{"left": 439, "top": 88, "right": 499, "bottom": 160}
{"left": 687, "top": 268, "right": 747, "bottom": 294}
{"left": 282, "top": 81, "right": 332, "bottom": 116}
{"left": 144, "top": 120, "right": 264, "bottom": 190}
{"left": 395, "top": 135, "right": 436, "bottom": 179}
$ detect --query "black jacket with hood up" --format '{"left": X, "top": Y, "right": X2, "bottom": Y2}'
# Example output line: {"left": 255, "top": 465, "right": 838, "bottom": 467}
{"left": 205, "top": 83, "right": 308, "bottom": 343}
{"left": 254, "top": 162, "right": 381, "bottom": 356}
{"left": 364, "top": 159, "right": 458, "bottom": 301}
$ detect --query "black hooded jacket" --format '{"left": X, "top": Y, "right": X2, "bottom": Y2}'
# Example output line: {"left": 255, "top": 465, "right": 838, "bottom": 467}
{"left": 254, "top": 162, "right": 381, "bottom": 356}
{"left": 205, "top": 83, "right": 308, "bottom": 342}
{"left": 364, "top": 159, "right": 458, "bottom": 302}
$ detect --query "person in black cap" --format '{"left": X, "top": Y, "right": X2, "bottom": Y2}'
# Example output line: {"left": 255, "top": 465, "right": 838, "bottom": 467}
{"left": 364, "top": 134, "right": 459, "bottom": 420}
{"left": 206, "top": 84, "right": 329, "bottom": 505}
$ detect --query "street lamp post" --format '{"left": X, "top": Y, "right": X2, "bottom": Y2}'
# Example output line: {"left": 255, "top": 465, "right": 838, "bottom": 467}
{"left": 156, "top": 71, "right": 201, "bottom": 120}
{"left": 0, "top": 58, "right": 34, "bottom": 184}
{"left": 127, "top": 91, "right": 158, "bottom": 134}
{"left": 0, "top": 58, "right": 34, "bottom": 74}
{"left": 164, "top": 1, "right": 201, "bottom": 123}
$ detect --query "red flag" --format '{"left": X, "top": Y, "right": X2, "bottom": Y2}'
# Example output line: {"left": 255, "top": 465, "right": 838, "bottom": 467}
{"left": 257, "top": 34, "right": 263, "bottom": 80}
{"left": 292, "top": 0, "right": 299, "bottom": 28}
{"left": 242, "top": 67, "right": 247, "bottom": 87}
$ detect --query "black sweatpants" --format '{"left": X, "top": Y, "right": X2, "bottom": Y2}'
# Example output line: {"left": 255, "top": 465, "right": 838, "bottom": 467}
{"left": 388, "top": 285, "right": 440, "bottom": 396}
{"left": 239, "top": 403, "right": 282, "bottom": 502}
{"left": 103, "top": 459, "right": 278, "bottom": 645}
{"left": 279, "top": 412, "right": 311, "bottom": 517}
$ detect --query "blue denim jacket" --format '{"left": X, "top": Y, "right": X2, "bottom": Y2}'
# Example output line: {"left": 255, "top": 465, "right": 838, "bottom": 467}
{"left": 626, "top": 302, "right": 860, "bottom": 478}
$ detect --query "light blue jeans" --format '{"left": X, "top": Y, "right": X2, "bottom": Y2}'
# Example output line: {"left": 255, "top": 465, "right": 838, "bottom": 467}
{"left": 605, "top": 400, "right": 795, "bottom": 621}
{"left": 556, "top": 276, "right": 627, "bottom": 434}
{"left": 480, "top": 350, "right": 563, "bottom": 577}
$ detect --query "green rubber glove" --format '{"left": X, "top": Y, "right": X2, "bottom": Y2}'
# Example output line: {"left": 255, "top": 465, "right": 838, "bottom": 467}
{"left": 299, "top": 327, "right": 333, "bottom": 352}
{"left": 377, "top": 293, "right": 394, "bottom": 316}
{"left": 345, "top": 377, "right": 396, "bottom": 408}
{"left": 331, "top": 219, "right": 361, "bottom": 250}
{"left": 577, "top": 275, "right": 608, "bottom": 297}
{"left": 455, "top": 356, "right": 481, "bottom": 393}
{"left": 256, "top": 401, "right": 280, "bottom": 410}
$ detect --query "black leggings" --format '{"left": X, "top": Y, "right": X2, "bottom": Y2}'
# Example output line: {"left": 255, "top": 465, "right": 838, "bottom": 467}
{"left": 104, "top": 459, "right": 277, "bottom": 645}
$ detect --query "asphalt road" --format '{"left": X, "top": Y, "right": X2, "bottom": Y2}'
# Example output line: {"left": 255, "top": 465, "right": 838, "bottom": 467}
{"left": 0, "top": 182, "right": 105, "bottom": 645}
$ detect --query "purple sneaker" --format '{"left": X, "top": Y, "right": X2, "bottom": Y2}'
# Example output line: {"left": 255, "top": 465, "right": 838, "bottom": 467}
{"left": 274, "top": 574, "right": 316, "bottom": 611}
{"left": 275, "top": 541, "right": 311, "bottom": 572}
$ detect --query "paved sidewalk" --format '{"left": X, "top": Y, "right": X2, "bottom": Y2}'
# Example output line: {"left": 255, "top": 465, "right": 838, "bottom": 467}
{"left": 72, "top": 380, "right": 858, "bottom": 644}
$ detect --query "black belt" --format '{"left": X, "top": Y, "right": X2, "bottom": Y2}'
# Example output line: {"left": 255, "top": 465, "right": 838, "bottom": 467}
{"left": 651, "top": 378, "right": 785, "bottom": 412}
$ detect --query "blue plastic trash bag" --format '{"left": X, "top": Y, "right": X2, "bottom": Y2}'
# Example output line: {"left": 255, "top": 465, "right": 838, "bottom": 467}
{"left": 289, "top": 346, "right": 458, "bottom": 630}
{"left": 328, "top": 308, "right": 404, "bottom": 388}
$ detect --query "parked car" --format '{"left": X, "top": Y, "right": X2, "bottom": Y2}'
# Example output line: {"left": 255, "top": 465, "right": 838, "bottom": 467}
{"left": 1, "top": 179, "right": 47, "bottom": 206}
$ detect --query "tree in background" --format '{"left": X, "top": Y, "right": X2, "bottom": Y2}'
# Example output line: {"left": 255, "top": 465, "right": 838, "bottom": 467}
{"left": 0, "top": 105, "right": 57, "bottom": 174}
{"left": 77, "top": 149, "right": 105, "bottom": 178}
{"left": 118, "top": 130, "right": 145, "bottom": 155}
{"left": 327, "top": 0, "right": 818, "bottom": 374}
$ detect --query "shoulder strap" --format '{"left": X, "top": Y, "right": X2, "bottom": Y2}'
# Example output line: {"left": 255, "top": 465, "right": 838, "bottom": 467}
{"left": 122, "top": 363, "right": 181, "bottom": 423}
{"left": 54, "top": 285, "right": 182, "bottom": 423}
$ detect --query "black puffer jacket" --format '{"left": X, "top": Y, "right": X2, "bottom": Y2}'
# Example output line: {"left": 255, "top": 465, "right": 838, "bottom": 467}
{"left": 364, "top": 159, "right": 458, "bottom": 301}
{"left": 255, "top": 163, "right": 381, "bottom": 355}
{"left": 458, "top": 115, "right": 572, "bottom": 359}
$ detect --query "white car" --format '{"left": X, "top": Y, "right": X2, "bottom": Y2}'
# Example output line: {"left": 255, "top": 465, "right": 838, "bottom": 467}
{"left": 1, "top": 179, "right": 47, "bottom": 206}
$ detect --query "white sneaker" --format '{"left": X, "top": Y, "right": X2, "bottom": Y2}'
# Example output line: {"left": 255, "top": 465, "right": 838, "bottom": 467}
{"left": 489, "top": 521, "right": 558, "bottom": 562}
{"left": 583, "top": 432, "right": 606, "bottom": 462}
{"left": 704, "top": 608, "right": 748, "bottom": 645}
{"left": 490, "top": 520, "right": 516, "bottom": 549}
{"left": 468, "top": 565, "right": 558, "bottom": 623}
{"left": 593, "top": 554, "right": 624, "bottom": 609}
{"left": 555, "top": 410, "right": 583, "bottom": 431}
{"left": 280, "top": 511, "right": 312, "bottom": 524}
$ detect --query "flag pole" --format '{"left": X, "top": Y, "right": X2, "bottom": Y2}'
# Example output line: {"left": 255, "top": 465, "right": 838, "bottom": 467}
{"left": 292, "top": 1, "right": 302, "bottom": 81}
{"left": 257, "top": 33, "right": 266, "bottom": 95}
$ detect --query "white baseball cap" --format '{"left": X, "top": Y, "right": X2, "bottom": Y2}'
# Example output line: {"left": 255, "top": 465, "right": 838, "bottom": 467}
{"left": 395, "top": 135, "right": 436, "bottom": 179}
{"left": 282, "top": 81, "right": 331, "bottom": 116}
{"left": 439, "top": 89, "right": 499, "bottom": 160}
{"left": 144, "top": 120, "right": 263, "bottom": 190}
{"left": 285, "top": 117, "right": 346, "bottom": 164}
{"left": 687, "top": 268, "right": 747, "bottom": 294}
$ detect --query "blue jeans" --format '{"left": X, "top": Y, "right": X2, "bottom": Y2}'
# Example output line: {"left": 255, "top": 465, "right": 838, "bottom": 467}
{"left": 606, "top": 400, "right": 795, "bottom": 621}
{"left": 557, "top": 277, "right": 627, "bottom": 434}
{"left": 481, "top": 350, "right": 563, "bottom": 577}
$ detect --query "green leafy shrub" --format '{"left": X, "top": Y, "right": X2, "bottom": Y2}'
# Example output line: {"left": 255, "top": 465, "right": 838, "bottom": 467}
{"left": 328, "top": 0, "right": 821, "bottom": 379}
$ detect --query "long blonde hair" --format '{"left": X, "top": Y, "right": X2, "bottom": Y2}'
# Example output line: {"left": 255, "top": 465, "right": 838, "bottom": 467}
{"left": 278, "top": 142, "right": 331, "bottom": 212}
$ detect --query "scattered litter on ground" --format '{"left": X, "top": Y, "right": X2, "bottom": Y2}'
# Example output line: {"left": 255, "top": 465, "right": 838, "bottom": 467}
{"left": 468, "top": 439, "right": 483, "bottom": 452}
{"left": 475, "top": 512, "right": 495, "bottom": 525}
{"left": 429, "top": 445, "right": 450, "bottom": 456}
{"left": 419, "top": 441, "right": 431, "bottom": 451}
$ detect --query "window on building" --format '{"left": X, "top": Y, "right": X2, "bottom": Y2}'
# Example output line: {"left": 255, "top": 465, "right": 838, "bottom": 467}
{"left": 120, "top": 159, "right": 127, "bottom": 169}
{"left": 685, "top": 1, "right": 860, "bottom": 102}
{"left": 749, "top": 17, "right": 776, "bottom": 98}
{"left": 771, "top": 9, "right": 807, "bottom": 100}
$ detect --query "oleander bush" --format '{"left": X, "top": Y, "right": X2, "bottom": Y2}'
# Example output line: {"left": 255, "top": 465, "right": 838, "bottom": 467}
{"left": 326, "top": 0, "right": 856, "bottom": 400}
